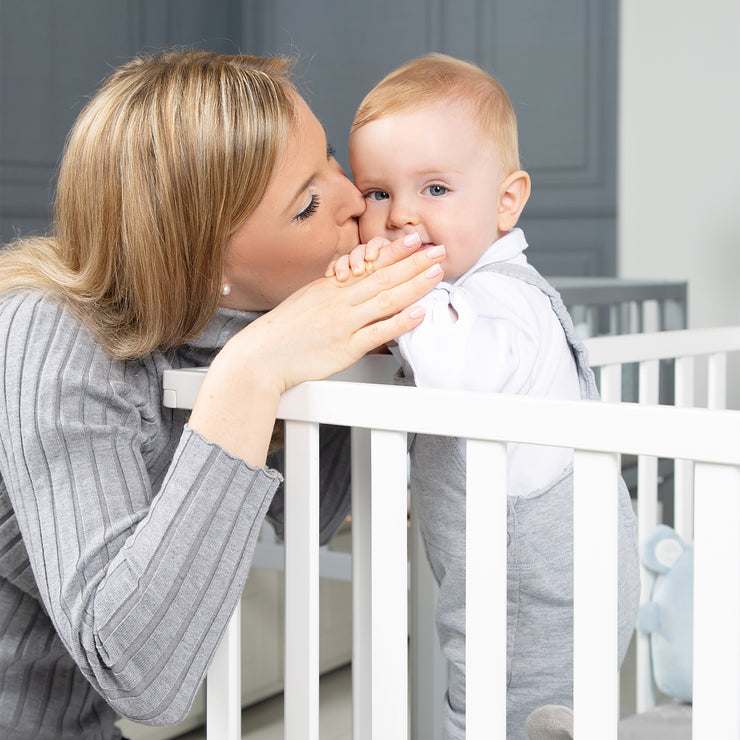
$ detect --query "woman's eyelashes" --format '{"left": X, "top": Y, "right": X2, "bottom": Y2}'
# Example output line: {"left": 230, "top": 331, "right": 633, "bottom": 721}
{"left": 293, "top": 146, "right": 334, "bottom": 223}
{"left": 294, "top": 193, "right": 320, "bottom": 222}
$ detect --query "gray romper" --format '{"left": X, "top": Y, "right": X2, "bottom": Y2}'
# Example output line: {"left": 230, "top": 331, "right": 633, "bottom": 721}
{"left": 401, "top": 262, "right": 640, "bottom": 740}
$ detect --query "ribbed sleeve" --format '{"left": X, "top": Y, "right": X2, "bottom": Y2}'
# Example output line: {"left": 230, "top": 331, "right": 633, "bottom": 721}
{"left": 0, "top": 293, "right": 283, "bottom": 736}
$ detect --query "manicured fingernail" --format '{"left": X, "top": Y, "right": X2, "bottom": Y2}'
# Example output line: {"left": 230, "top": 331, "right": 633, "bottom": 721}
{"left": 409, "top": 306, "right": 426, "bottom": 319}
{"left": 404, "top": 232, "right": 421, "bottom": 246}
{"left": 426, "top": 244, "right": 445, "bottom": 259}
{"left": 425, "top": 264, "right": 443, "bottom": 278}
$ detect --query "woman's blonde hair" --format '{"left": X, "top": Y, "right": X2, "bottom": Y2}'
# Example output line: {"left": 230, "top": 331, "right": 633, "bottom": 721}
{"left": 0, "top": 50, "right": 297, "bottom": 359}
{"left": 351, "top": 53, "right": 521, "bottom": 175}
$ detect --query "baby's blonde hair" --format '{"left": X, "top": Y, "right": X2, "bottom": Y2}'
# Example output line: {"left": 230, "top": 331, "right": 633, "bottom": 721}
{"left": 0, "top": 50, "right": 297, "bottom": 359}
{"left": 351, "top": 53, "right": 521, "bottom": 175}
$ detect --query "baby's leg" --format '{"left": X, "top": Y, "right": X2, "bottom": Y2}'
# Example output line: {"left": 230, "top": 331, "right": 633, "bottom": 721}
{"left": 507, "top": 475, "right": 640, "bottom": 740}
{"left": 506, "top": 503, "right": 574, "bottom": 740}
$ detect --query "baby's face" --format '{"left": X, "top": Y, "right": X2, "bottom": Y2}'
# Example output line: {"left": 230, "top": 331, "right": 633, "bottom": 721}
{"left": 349, "top": 101, "right": 504, "bottom": 282}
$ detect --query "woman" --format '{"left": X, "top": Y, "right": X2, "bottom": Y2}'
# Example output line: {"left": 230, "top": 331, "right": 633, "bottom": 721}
{"left": 0, "top": 50, "right": 444, "bottom": 739}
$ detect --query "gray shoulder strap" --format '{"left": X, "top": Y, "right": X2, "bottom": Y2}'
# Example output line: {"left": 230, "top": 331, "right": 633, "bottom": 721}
{"left": 474, "top": 261, "right": 600, "bottom": 401}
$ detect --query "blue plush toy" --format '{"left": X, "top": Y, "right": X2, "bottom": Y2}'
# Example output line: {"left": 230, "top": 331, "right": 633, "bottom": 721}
{"left": 636, "top": 524, "right": 694, "bottom": 703}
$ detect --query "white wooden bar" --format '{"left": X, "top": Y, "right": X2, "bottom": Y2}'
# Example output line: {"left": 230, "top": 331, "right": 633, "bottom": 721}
{"left": 573, "top": 451, "right": 620, "bottom": 739}
{"left": 351, "top": 426, "right": 373, "bottom": 740}
{"left": 673, "top": 356, "right": 695, "bottom": 539}
{"left": 636, "top": 359, "right": 659, "bottom": 712}
{"left": 465, "top": 439, "right": 508, "bottom": 737}
{"left": 284, "top": 420, "right": 321, "bottom": 740}
{"left": 206, "top": 603, "right": 241, "bottom": 740}
{"left": 693, "top": 462, "right": 740, "bottom": 737}
{"left": 369, "top": 429, "right": 409, "bottom": 739}
{"left": 708, "top": 352, "right": 728, "bottom": 410}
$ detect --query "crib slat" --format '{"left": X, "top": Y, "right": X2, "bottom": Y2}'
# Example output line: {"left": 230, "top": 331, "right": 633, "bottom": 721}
{"left": 466, "top": 439, "right": 507, "bottom": 738}
{"left": 673, "top": 356, "right": 695, "bottom": 539}
{"left": 636, "top": 359, "right": 660, "bottom": 712}
{"left": 707, "top": 352, "right": 728, "bottom": 410}
{"left": 573, "top": 450, "right": 620, "bottom": 739}
{"left": 284, "top": 420, "right": 321, "bottom": 740}
{"left": 369, "top": 429, "right": 409, "bottom": 739}
{"left": 351, "top": 427, "right": 373, "bottom": 740}
{"left": 599, "top": 363, "right": 622, "bottom": 403}
{"left": 693, "top": 462, "right": 740, "bottom": 738}
{"left": 206, "top": 603, "right": 242, "bottom": 739}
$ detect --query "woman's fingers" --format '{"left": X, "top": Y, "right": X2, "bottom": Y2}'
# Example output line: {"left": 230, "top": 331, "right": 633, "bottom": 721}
{"left": 346, "top": 242, "right": 446, "bottom": 309}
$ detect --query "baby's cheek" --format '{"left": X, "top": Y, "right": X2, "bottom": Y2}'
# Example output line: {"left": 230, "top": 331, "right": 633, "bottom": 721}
{"left": 357, "top": 212, "right": 375, "bottom": 244}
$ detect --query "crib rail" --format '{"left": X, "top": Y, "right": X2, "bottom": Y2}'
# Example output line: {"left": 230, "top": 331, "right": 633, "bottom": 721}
{"left": 551, "top": 277, "right": 687, "bottom": 338}
{"left": 583, "top": 325, "right": 740, "bottom": 715}
{"left": 279, "top": 383, "right": 740, "bottom": 739}
{"left": 161, "top": 325, "right": 740, "bottom": 740}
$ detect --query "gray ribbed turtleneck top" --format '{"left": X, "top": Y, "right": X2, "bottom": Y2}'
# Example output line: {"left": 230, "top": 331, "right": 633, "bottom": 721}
{"left": 0, "top": 291, "right": 351, "bottom": 739}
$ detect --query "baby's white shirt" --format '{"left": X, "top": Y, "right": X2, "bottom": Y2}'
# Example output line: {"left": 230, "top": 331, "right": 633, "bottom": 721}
{"left": 393, "top": 228, "right": 581, "bottom": 497}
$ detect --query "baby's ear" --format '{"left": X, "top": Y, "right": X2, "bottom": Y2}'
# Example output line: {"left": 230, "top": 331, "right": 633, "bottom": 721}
{"left": 497, "top": 170, "right": 531, "bottom": 232}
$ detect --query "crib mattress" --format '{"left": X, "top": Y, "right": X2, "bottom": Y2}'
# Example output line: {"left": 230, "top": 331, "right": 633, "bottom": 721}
{"left": 618, "top": 702, "right": 691, "bottom": 740}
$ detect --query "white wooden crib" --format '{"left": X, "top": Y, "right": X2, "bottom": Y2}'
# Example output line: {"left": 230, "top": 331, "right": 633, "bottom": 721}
{"left": 161, "top": 325, "right": 740, "bottom": 740}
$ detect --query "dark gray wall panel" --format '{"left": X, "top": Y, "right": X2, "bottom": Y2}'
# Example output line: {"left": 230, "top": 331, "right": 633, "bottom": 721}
{"left": 250, "top": 0, "right": 618, "bottom": 277}
{"left": 1, "top": 0, "right": 241, "bottom": 243}
{"left": 2, "top": 0, "right": 616, "bottom": 276}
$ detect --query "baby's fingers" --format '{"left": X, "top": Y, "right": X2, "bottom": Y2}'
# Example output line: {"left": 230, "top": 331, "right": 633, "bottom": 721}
{"left": 349, "top": 244, "right": 371, "bottom": 276}
{"left": 350, "top": 257, "right": 444, "bottom": 347}
{"left": 350, "top": 243, "right": 445, "bottom": 308}
{"left": 334, "top": 255, "right": 352, "bottom": 281}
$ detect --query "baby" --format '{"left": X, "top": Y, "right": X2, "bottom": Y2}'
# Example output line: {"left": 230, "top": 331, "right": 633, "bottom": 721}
{"left": 334, "top": 54, "right": 639, "bottom": 740}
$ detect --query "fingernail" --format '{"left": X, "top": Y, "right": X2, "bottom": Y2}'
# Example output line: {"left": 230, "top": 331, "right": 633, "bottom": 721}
{"left": 425, "top": 264, "right": 443, "bottom": 278}
{"left": 409, "top": 306, "right": 426, "bottom": 319}
{"left": 404, "top": 232, "right": 421, "bottom": 247}
{"left": 426, "top": 244, "right": 445, "bottom": 259}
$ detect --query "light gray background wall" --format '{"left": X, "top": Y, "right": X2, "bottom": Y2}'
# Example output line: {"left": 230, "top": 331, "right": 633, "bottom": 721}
{"left": 1, "top": 0, "right": 618, "bottom": 278}
{"left": 619, "top": 0, "right": 740, "bottom": 406}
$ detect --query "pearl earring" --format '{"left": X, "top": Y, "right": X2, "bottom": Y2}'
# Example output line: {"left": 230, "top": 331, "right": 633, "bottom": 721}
{"left": 221, "top": 284, "right": 231, "bottom": 297}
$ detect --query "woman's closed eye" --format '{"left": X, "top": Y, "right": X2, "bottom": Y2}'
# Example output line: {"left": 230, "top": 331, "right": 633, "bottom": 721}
{"left": 294, "top": 193, "right": 320, "bottom": 222}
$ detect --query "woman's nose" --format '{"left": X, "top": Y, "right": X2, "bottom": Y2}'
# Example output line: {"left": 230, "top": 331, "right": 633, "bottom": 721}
{"left": 337, "top": 174, "right": 366, "bottom": 222}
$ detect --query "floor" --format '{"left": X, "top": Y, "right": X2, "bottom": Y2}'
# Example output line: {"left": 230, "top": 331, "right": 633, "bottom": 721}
{"left": 169, "top": 634, "right": 648, "bottom": 740}
{"left": 173, "top": 664, "right": 353, "bottom": 740}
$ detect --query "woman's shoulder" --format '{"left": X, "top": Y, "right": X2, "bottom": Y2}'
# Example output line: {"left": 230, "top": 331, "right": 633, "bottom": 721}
{"left": 0, "top": 290, "right": 172, "bottom": 430}
{"left": 0, "top": 290, "right": 102, "bottom": 362}
{"left": 0, "top": 290, "right": 162, "bottom": 389}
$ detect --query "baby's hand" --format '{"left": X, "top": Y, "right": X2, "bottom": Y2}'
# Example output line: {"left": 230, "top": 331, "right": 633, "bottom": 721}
{"left": 326, "top": 237, "right": 389, "bottom": 281}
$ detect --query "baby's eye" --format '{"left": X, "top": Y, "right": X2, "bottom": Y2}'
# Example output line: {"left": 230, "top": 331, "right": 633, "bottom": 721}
{"left": 365, "top": 190, "right": 389, "bottom": 202}
{"left": 424, "top": 184, "right": 448, "bottom": 197}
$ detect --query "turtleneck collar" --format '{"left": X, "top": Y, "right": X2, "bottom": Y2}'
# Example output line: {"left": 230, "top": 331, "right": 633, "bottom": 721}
{"left": 188, "top": 306, "right": 264, "bottom": 352}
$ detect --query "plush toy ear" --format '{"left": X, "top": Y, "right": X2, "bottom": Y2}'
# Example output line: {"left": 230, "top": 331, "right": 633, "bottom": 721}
{"left": 640, "top": 524, "right": 686, "bottom": 574}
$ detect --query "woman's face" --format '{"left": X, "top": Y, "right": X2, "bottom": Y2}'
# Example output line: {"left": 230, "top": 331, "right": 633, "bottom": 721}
{"left": 221, "top": 96, "right": 365, "bottom": 311}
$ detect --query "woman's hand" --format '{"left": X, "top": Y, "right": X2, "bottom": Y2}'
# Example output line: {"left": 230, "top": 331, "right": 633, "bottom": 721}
{"left": 188, "top": 233, "right": 445, "bottom": 465}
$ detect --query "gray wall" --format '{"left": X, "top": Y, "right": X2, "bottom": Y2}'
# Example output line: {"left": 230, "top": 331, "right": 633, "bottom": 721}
{"left": 1, "top": 0, "right": 617, "bottom": 277}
